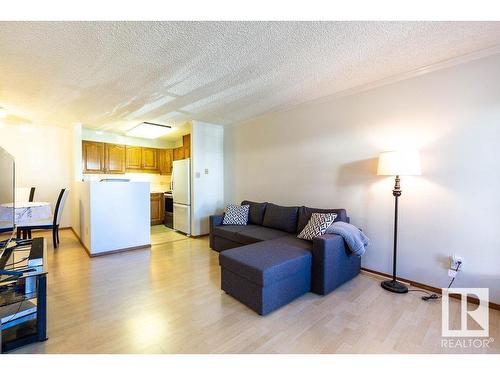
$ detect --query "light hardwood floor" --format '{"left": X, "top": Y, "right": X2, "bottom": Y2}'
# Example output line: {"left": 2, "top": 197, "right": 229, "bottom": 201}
{"left": 6, "top": 229, "right": 499, "bottom": 354}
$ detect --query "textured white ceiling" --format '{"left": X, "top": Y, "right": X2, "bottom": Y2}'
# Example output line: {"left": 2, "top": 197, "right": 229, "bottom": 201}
{"left": 1, "top": 21, "right": 500, "bottom": 135}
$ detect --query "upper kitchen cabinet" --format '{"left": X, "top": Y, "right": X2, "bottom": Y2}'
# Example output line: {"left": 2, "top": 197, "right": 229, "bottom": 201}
{"left": 82, "top": 139, "right": 182, "bottom": 174}
{"left": 173, "top": 134, "right": 191, "bottom": 161}
{"left": 158, "top": 148, "right": 173, "bottom": 175}
{"left": 183, "top": 134, "right": 191, "bottom": 158}
{"left": 82, "top": 141, "right": 105, "bottom": 173}
{"left": 141, "top": 147, "right": 158, "bottom": 171}
{"left": 83, "top": 141, "right": 125, "bottom": 174}
{"left": 173, "top": 147, "right": 183, "bottom": 161}
{"left": 125, "top": 146, "right": 142, "bottom": 170}
{"left": 126, "top": 145, "right": 158, "bottom": 172}
{"left": 105, "top": 143, "right": 126, "bottom": 174}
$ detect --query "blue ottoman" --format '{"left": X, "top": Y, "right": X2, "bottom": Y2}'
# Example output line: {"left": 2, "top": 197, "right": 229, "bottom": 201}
{"left": 219, "top": 236, "right": 312, "bottom": 315}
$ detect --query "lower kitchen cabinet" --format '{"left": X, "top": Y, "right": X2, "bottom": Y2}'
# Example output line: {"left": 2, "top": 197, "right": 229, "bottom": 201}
{"left": 150, "top": 193, "right": 165, "bottom": 225}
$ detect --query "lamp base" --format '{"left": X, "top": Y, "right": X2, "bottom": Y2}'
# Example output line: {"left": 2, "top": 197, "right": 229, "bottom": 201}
{"left": 381, "top": 280, "right": 408, "bottom": 294}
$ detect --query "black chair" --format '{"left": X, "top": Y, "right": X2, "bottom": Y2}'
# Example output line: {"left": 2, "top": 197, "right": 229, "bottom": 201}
{"left": 16, "top": 187, "right": 36, "bottom": 238}
{"left": 15, "top": 186, "right": 36, "bottom": 202}
{"left": 17, "top": 188, "right": 69, "bottom": 248}
{"left": 28, "top": 187, "right": 35, "bottom": 202}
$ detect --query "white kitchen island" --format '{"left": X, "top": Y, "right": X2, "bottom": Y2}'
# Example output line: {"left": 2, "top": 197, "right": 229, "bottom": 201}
{"left": 73, "top": 181, "right": 150, "bottom": 256}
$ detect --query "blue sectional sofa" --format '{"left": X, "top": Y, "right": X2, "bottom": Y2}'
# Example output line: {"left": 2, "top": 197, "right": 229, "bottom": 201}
{"left": 210, "top": 201, "right": 361, "bottom": 315}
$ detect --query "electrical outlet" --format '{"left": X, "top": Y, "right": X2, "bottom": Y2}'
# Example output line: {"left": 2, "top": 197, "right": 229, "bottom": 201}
{"left": 450, "top": 254, "right": 463, "bottom": 271}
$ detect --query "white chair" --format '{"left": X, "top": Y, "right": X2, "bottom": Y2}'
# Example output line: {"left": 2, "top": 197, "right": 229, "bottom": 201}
{"left": 17, "top": 188, "right": 69, "bottom": 248}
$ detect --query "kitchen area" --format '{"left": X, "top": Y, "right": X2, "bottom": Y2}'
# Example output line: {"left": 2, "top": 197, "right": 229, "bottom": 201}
{"left": 71, "top": 121, "right": 224, "bottom": 256}
{"left": 78, "top": 123, "right": 193, "bottom": 252}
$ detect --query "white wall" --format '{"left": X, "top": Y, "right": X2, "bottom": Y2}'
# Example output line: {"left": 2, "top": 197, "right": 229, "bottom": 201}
{"left": 73, "top": 181, "right": 90, "bottom": 247}
{"left": 191, "top": 121, "right": 224, "bottom": 236}
{"left": 224, "top": 53, "right": 500, "bottom": 303}
{"left": 71, "top": 123, "right": 83, "bottom": 236}
{"left": 0, "top": 123, "right": 73, "bottom": 227}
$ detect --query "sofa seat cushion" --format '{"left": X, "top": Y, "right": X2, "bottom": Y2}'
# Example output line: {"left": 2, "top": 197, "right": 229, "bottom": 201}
{"left": 262, "top": 203, "right": 299, "bottom": 233}
{"left": 219, "top": 237, "right": 312, "bottom": 286}
{"left": 236, "top": 226, "right": 289, "bottom": 244}
{"left": 274, "top": 235, "right": 313, "bottom": 250}
{"left": 297, "top": 206, "right": 348, "bottom": 233}
{"left": 213, "top": 224, "right": 260, "bottom": 243}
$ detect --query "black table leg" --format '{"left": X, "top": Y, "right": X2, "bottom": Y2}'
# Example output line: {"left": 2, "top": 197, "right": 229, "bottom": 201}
{"left": 36, "top": 274, "right": 48, "bottom": 342}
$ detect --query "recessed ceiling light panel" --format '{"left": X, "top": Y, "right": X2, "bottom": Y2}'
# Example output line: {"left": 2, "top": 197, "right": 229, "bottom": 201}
{"left": 126, "top": 122, "right": 172, "bottom": 139}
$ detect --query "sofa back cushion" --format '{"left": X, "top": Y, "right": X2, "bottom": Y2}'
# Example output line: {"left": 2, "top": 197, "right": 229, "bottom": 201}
{"left": 297, "top": 206, "right": 348, "bottom": 233}
{"left": 241, "top": 200, "right": 268, "bottom": 225}
{"left": 262, "top": 203, "right": 299, "bottom": 233}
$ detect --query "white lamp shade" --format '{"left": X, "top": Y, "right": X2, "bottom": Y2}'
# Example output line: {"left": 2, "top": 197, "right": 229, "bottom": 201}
{"left": 377, "top": 150, "right": 421, "bottom": 176}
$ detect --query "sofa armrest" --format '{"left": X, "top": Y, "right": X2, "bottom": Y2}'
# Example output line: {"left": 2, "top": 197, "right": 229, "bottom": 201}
{"left": 311, "top": 234, "right": 361, "bottom": 295}
{"left": 210, "top": 214, "right": 224, "bottom": 230}
{"left": 209, "top": 215, "right": 224, "bottom": 249}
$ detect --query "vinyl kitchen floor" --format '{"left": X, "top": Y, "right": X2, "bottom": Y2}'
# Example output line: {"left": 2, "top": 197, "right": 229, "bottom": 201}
{"left": 150, "top": 224, "right": 189, "bottom": 246}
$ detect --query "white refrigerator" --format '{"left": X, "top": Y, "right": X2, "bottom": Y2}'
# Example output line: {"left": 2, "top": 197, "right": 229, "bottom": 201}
{"left": 172, "top": 158, "right": 191, "bottom": 235}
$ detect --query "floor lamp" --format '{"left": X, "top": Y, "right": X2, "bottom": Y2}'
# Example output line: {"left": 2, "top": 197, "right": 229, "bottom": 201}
{"left": 377, "top": 150, "right": 421, "bottom": 293}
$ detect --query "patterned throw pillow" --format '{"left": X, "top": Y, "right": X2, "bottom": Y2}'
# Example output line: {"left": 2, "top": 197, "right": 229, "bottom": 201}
{"left": 297, "top": 212, "right": 337, "bottom": 240}
{"left": 222, "top": 204, "right": 250, "bottom": 225}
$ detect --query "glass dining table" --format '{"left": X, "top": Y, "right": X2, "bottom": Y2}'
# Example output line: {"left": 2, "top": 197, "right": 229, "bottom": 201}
{"left": 0, "top": 201, "right": 52, "bottom": 226}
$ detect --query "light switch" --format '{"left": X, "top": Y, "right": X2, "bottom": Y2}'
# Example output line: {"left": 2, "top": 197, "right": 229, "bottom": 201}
{"left": 195, "top": 172, "right": 201, "bottom": 178}
{"left": 204, "top": 168, "right": 209, "bottom": 175}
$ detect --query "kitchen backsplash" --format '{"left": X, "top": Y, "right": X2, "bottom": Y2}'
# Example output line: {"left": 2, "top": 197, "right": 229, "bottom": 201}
{"left": 83, "top": 173, "right": 171, "bottom": 192}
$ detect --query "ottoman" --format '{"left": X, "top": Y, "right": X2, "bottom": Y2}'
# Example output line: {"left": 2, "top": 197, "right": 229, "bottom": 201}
{"left": 219, "top": 237, "right": 312, "bottom": 315}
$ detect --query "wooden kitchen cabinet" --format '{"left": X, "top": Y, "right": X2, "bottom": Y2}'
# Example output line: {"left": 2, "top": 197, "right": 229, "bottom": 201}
{"left": 105, "top": 143, "right": 126, "bottom": 174}
{"left": 166, "top": 149, "right": 173, "bottom": 173}
{"left": 158, "top": 148, "right": 173, "bottom": 175}
{"left": 83, "top": 140, "right": 182, "bottom": 174}
{"left": 82, "top": 141, "right": 105, "bottom": 173}
{"left": 150, "top": 193, "right": 165, "bottom": 225}
{"left": 183, "top": 134, "right": 191, "bottom": 158}
{"left": 173, "top": 147, "right": 183, "bottom": 161}
{"left": 125, "top": 146, "right": 142, "bottom": 170}
{"left": 172, "top": 134, "right": 191, "bottom": 161}
{"left": 141, "top": 147, "right": 158, "bottom": 171}
{"left": 158, "top": 149, "right": 166, "bottom": 174}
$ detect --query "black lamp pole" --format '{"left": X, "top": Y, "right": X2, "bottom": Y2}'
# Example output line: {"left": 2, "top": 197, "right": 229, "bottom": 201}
{"left": 381, "top": 175, "right": 408, "bottom": 293}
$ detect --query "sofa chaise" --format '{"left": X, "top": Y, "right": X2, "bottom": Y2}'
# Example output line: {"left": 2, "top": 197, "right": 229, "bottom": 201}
{"left": 210, "top": 201, "right": 361, "bottom": 315}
